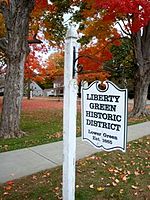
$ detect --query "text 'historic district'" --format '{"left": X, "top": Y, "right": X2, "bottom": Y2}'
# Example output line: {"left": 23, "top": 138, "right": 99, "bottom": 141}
{"left": 81, "top": 81, "right": 128, "bottom": 152}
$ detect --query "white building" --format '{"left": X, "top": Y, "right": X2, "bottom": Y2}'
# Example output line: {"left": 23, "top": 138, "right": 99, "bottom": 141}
{"left": 30, "top": 81, "right": 43, "bottom": 96}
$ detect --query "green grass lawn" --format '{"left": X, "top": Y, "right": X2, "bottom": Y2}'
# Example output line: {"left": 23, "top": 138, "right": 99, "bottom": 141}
{"left": 0, "top": 135, "right": 149, "bottom": 200}
{"left": 0, "top": 108, "right": 149, "bottom": 153}
{"left": 0, "top": 110, "right": 61, "bottom": 152}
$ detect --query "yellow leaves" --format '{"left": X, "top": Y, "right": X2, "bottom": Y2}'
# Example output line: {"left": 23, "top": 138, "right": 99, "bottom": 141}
{"left": 97, "top": 186, "right": 105, "bottom": 192}
{"left": 0, "top": 13, "right": 6, "bottom": 37}
{"left": 48, "top": 132, "right": 62, "bottom": 140}
{"left": 89, "top": 184, "right": 105, "bottom": 192}
{"left": 0, "top": 144, "right": 9, "bottom": 152}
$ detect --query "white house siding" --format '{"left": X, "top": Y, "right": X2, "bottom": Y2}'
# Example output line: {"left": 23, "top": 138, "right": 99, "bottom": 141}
{"left": 30, "top": 81, "right": 43, "bottom": 96}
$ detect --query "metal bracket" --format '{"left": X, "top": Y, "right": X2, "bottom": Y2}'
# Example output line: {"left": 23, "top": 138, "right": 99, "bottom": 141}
{"left": 73, "top": 47, "right": 83, "bottom": 78}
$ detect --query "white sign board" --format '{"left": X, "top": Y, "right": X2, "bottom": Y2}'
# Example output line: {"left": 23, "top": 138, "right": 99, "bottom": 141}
{"left": 81, "top": 80, "right": 128, "bottom": 152}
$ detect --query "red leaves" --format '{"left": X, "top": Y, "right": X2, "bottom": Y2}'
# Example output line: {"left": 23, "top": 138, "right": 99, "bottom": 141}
{"left": 35, "top": 0, "right": 48, "bottom": 9}
{"left": 25, "top": 51, "right": 42, "bottom": 81}
{"left": 4, "top": 181, "right": 14, "bottom": 193}
{"left": 78, "top": 45, "right": 113, "bottom": 71}
{"left": 33, "top": 0, "right": 57, "bottom": 16}
{"left": 92, "top": 0, "right": 150, "bottom": 33}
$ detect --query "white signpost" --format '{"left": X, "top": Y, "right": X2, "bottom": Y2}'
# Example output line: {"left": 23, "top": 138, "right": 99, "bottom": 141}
{"left": 82, "top": 80, "right": 128, "bottom": 152}
{"left": 63, "top": 26, "right": 127, "bottom": 200}
{"left": 63, "top": 26, "right": 78, "bottom": 200}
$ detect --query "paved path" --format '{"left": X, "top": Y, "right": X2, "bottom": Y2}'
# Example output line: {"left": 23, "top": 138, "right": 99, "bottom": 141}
{"left": 0, "top": 121, "right": 150, "bottom": 184}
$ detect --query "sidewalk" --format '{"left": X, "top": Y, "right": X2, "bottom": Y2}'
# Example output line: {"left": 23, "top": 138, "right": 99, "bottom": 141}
{"left": 0, "top": 121, "right": 150, "bottom": 184}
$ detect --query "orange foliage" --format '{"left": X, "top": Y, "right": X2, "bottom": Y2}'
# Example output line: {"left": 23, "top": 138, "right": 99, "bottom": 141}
{"left": 44, "top": 52, "right": 64, "bottom": 81}
{"left": 76, "top": 0, "right": 150, "bottom": 82}
{"left": 32, "top": 0, "right": 56, "bottom": 16}
{"left": 85, "top": 0, "right": 150, "bottom": 33}
{"left": 24, "top": 50, "right": 46, "bottom": 83}
{"left": 78, "top": 71, "right": 110, "bottom": 83}
{"left": 45, "top": 59, "right": 58, "bottom": 80}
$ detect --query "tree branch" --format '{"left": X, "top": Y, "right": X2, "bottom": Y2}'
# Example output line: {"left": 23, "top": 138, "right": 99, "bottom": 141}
{"left": 28, "top": 34, "right": 43, "bottom": 44}
{"left": 0, "top": 37, "right": 7, "bottom": 52}
{"left": 116, "top": 21, "right": 131, "bottom": 36}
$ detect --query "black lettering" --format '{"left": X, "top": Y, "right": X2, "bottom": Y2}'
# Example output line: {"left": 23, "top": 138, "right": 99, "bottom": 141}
{"left": 111, "top": 123, "right": 116, "bottom": 130}
{"left": 104, "top": 95, "right": 109, "bottom": 101}
{"left": 115, "top": 124, "right": 121, "bottom": 131}
{"left": 86, "top": 111, "right": 90, "bottom": 117}
{"left": 95, "top": 103, "right": 100, "bottom": 109}
{"left": 89, "top": 103, "right": 94, "bottom": 109}
{"left": 116, "top": 115, "right": 121, "bottom": 122}
{"left": 114, "top": 96, "right": 120, "bottom": 102}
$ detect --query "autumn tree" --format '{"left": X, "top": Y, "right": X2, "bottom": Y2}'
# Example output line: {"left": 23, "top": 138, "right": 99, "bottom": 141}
{"left": 77, "top": 44, "right": 112, "bottom": 83}
{"left": 0, "top": 0, "right": 72, "bottom": 138}
{"left": 104, "top": 37, "right": 135, "bottom": 90}
{"left": 74, "top": 0, "right": 150, "bottom": 117}
{"left": 24, "top": 47, "right": 46, "bottom": 99}
{"left": 38, "top": 52, "right": 64, "bottom": 89}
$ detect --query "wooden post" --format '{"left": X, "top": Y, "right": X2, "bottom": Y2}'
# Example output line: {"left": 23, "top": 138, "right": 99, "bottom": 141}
{"left": 63, "top": 25, "right": 78, "bottom": 200}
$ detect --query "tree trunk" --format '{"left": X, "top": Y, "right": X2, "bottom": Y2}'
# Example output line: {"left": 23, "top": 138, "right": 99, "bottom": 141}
{"left": 0, "top": 0, "right": 34, "bottom": 138}
{"left": 27, "top": 79, "right": 32, "bottom": 100}
{"left": 130, "top": 22, "right": 150, "bottom": 117}
{"left": 130, "top": 67, "right": 150, "bottom": 117}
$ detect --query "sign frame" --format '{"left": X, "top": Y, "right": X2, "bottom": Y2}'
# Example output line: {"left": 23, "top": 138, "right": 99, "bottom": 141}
{"left": 81, "top": 80, "right": 128, "bottom": 152}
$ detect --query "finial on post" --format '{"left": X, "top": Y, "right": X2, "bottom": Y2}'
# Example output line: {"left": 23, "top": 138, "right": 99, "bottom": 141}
{"left": 66, "top": 24, "right": 78, "bottom": 39}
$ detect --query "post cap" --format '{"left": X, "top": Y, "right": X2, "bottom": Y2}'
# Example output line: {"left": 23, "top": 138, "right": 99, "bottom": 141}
{"left": 66, "top": 25, "right": 78, "bottom": 39}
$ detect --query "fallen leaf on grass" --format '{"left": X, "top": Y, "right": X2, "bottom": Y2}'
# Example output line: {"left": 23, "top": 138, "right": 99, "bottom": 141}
{"left": 90, "top": 170, "right": 95, "bottom": 174}
{"left": 89, "top": 184, "right": 94, "bottom": 189}
{"left": 4, "top": 180, "right": 14, "bottom": 191}
{"left": 5, "top": 185, "right": 12, "bottom": 191}
{"left": 97, "top": 186, "right": 105, "bottom": 192}
{"left": 3, "top": 192, "right": 9, "bottom": 195}
{"left": 115, "top": 179, "right": 120, "bottom": 183}
{"left": 112, "top": 182, "right": 117, "bottom": 187}
{"left": 54, "top": 187, "right": 59, "bottom": 191}
{"left": 106, "top": 183, "right": 111, "bottom": 187}
{"left": 32, "top": 175, "right": 37, "bottom": 180}
{"left": 134, "top": 170, "right": 140, "bottom": 176}
{"left": 132, "top": 185, "right": 139, "bottom": 190}
{"left": 48, "top": 132, "right": 62, "bottom": 139}
{"left": 46, "top": 172, "right": 50, "bottom": 176}
{"left": 4, "top": 145, "right": 8, "bottom": 150}
{"left": 119, "top": 189, "right": 124, "bottom": 194}
{"left": 131, "top": 161, "right": 136, "bottom": 165}
{"left": 127, "top": 170, "right": 131, "bottom": 175}
{"left": 6, "top": 181, "right": 14, "bottom": 185}
{"left": 42, "top": 175, "right": 47, "bottom": 178}
{"left": 120, "top": 174, "right": 127, "bottom": 181}
{"left": 86, "top": 155, "right": 98, "bottom": 160}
